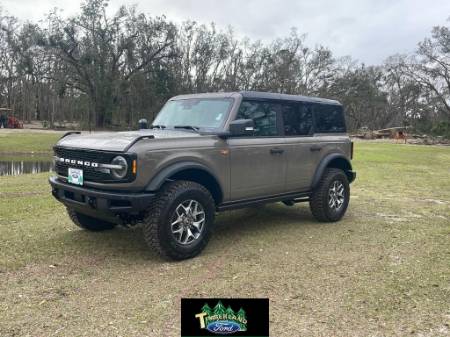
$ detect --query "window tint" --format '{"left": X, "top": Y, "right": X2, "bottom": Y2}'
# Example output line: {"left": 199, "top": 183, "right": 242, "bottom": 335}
{"left": 282, "top": 103, "right": 313, "bottom": 136}
{"left": 236, "top": 100, "right": 279, "bottom": 136}
{"left": 313, "top": 104, "right": 346, "bottom": 133}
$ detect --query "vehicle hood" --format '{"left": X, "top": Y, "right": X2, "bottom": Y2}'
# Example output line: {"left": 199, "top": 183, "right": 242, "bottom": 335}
{"left": 56, "top": 129, "right": 202, "bottom": 152}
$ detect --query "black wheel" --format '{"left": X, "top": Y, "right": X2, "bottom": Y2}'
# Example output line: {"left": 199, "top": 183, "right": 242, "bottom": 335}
{"left": 309, "top": 168, "right": 350, "bottom": 222}
{"left": 67, "top": 208, "right": 116, "bottom": 231}
{"left": 142, "top": 180, "right": 215, "bottom": 260}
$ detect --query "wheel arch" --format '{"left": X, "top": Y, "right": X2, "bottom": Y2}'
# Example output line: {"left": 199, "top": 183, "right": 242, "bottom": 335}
{"left": 311, "top": 153, "right": 355, "bottom": 189}
{"left": 146, "top": 162, "right": 223, "bottom": 205}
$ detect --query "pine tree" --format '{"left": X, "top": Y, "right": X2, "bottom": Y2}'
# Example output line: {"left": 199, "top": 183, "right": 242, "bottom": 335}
{"left": 237, "top": 308, "right": 246, "bottom": 320}
{"left": 237, "top": 308, "right": 247, "bottom": 331}
{"left": 213, "top": 301, "right": 226, "bottom": 317}
{"left": 226, "top": 306, "right": 235, "bottom": 319}
{"left": 201, "top": 303, "right": 213, "bottom": 316}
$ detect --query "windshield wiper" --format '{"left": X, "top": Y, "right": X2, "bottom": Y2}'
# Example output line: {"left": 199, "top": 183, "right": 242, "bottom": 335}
{"left": 150, "top": 124, "right": 166, "bottom": 129}
{"left": 173, "top": 125, "right": 200, "bottom": 132}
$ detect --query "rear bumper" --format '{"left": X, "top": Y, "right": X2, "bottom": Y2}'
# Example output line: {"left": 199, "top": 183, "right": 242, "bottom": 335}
{"left": 49, "top": 176, "right": 155, "bottom": 220}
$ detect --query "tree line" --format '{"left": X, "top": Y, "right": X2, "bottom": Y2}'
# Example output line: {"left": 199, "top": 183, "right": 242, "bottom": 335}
{"left": 0, "top": 0, "right": 449, "bottom": 136}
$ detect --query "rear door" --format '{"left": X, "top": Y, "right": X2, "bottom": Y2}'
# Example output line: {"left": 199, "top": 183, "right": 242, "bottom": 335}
{"left": 312, "top": 103, "right": 348, "bottom": 169}
{"left": 282, "top": 101, "right": 320, "bottom": 192}
{"left": 227, "top": 100, "right": 287, "bottom": 200}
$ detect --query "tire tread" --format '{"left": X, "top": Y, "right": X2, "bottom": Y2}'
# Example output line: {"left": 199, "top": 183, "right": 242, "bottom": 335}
{"left": 309, "top": 168, "right": 349, "bottom": 222}
{"left": 142, "top": 180, "right": 215, "bottom": 260}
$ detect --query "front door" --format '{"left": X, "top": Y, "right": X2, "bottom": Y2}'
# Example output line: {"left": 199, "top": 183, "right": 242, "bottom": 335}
{"left": 227, "top": 100, "right": 287, "bottom": 200}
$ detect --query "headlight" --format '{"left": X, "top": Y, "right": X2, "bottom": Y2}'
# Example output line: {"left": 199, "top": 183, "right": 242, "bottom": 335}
{"left": 110, "top": 156, "right": 128, "bottom": 179}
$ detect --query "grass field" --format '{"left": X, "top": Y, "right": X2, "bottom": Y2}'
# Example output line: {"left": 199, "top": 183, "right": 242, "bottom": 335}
{"left": 0, "top": 130, "right": 61, "bottom": 154}
{"left": 0, "top": 137, "right": 449, "bottom": 337}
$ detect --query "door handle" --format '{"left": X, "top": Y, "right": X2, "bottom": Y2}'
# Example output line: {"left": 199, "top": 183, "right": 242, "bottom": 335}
{"left": 310, "top": 145, "right": 322, "bottom": 152}
{"left": 270, "top": 147, "right": 284, "bottom": 155}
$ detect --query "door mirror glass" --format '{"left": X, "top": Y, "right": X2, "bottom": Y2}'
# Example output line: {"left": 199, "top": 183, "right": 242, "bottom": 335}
{"left": 229, "top": 119, "right": 255, "bottom": 136}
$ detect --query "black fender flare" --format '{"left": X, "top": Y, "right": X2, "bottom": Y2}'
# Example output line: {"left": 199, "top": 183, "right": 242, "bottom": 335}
{"left": 145, "top": 161, "right": 222, "bottom": 193}
{"left": 311, "top": 153, "right": 354, "bottom": 189}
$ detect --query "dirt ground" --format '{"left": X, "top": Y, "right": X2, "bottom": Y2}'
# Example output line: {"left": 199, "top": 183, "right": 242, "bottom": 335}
{"left": 0, "top": 141, "right": 449, "bottom": 337}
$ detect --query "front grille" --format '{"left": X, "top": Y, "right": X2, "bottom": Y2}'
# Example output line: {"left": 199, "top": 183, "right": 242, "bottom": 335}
{"left": 54, "top": 147, "right": 113, "bottom": 163}
{"left": 54, "top": 147, "right": 135, "bottom": 183}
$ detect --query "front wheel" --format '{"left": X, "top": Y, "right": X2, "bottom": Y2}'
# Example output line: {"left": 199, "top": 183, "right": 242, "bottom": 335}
{"left": 309, "top": 168, "right": 350, "bottom": 222}
{"left": 142, "top": 180, "right": 215, "bottom": 260}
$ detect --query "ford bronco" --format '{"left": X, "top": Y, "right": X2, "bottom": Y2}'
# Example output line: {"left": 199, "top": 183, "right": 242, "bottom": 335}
{"left": 49, "top": 91, "right": 356, "bottom": 260}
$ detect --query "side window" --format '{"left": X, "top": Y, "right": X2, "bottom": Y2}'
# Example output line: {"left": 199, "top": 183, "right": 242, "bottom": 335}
{"left": 236, "top": 100, "right": 279, "bottom": 136}
{"left": 282, "top": 102, "right": 313, "bottom": 136}
{"left": 313, "top": 104, "right": 346, "bottom": 133}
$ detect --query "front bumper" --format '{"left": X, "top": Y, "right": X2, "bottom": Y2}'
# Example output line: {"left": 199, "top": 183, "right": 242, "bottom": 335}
{"left": 49, "top": 176, "right": 155, "bottom": 221}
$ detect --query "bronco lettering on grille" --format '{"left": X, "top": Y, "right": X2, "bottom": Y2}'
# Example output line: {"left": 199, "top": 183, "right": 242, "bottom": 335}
{"left": 57, "top": 157, "right": 99, "bottom": 168}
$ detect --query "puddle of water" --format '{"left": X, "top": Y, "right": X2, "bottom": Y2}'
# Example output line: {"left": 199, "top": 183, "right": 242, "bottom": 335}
{"left": 0, "top": 157, "right": 53, "bottom": 176}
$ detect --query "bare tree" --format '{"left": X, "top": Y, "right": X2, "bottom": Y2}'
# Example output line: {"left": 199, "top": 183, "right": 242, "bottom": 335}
{"left": 44, "top": 0, "right": 176, "bottom": 128}
{"left": 0, "top": 1, "right": 448, "bottom": 136}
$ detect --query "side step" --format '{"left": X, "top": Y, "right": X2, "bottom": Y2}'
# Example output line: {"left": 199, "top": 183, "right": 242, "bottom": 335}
{"left": 217, "top": 191, "right": 311, "bottom": 211}
{"left": 282, "top": 197, "right": 310, "bottom": 206}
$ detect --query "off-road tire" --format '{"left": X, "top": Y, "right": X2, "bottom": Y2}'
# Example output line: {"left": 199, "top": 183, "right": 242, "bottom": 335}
{"left": 142, "top": 180, "right": 215, "bottom": 260}
{"left": 309, "top": 168, "right": 350, "bottom": 222}
{"left": 67, "top": 208, "right": 116, "bottom": 231}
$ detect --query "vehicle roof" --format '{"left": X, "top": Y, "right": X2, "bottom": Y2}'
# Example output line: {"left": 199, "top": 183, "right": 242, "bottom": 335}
{"left": 170, "top": 91, "right": 341, "bottom": 105}
{"left": 240, "top": 91, "right": 341, "bottom": 105}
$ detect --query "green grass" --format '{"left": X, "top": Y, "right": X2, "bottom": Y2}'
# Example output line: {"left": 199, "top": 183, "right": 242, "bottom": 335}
{"left": 0, "top": 154, "right": 53, "bottom": 162}
{"left": 0, "top": 141, "right": 449, "bottom": 337}
{"left": 0, "top": 132, "right": 60, "bottom": 153}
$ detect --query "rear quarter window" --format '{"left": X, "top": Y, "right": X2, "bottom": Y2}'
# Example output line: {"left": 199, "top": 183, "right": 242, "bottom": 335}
{"left": 313, "top": 104, "right": 346, "bottom": 133}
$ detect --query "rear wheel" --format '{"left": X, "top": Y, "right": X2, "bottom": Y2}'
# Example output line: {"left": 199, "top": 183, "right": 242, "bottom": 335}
{"left": 67, "top": 208, "right": 116, "bottom": 231}
{"left": 309, "top": 168, "right": 350, "bottom": 222}
{"left": 142, "top": 180, "right": 215, "bottom": 260}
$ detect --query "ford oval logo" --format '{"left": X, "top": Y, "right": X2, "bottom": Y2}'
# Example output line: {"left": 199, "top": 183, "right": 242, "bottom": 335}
{"left": 206, "top": 320, "right": 241, "bottom": 334}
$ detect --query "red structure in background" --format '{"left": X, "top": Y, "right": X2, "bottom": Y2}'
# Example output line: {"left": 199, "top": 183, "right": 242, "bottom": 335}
{"left": 7, "top": 116, "right": 23, "bottom": 129}
{"left": 0, "top": 108, "right": 23, "bottom": 129}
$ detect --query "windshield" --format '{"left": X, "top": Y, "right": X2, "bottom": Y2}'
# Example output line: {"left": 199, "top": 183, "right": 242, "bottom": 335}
{"left": 153, "top": 98, "right": 233, "bottom": 130}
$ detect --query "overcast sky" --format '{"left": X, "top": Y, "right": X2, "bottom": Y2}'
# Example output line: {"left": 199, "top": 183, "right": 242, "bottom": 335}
{"left": 2, "top": 0, "right": 450, "bottom": 64}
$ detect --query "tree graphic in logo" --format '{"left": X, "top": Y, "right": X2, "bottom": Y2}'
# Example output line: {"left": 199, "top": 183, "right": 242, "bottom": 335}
{"left": 202, "top": 303, "right": 213, "bottom": 316}
{"left": 195, "top": 301, "right": 247, "bottom": 334}
{"left": 237, "top": 308, "right": 247, "bottom": 331}
{"left": 214, "top": 301, "right": 226, "bottom": 316}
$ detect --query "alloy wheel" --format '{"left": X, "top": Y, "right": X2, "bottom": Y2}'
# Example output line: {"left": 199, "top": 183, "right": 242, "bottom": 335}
{"left": 328, "top": 180, "right": 345, "bottom": 211}
{"left": 170, "top": 199, "right": 206, "bottom": 245}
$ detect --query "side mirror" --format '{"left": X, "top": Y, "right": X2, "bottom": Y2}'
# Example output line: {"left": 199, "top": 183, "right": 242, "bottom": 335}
{"left": 229, "top": 119, "right": 255, "bottom": 136}
{"left": 138, "top": 118, "right": 148, "bottom": 129}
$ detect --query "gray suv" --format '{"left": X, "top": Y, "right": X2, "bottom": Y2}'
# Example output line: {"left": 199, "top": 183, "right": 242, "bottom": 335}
{"left": 49, "top": 91, "right": 356, "bottom": 260}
